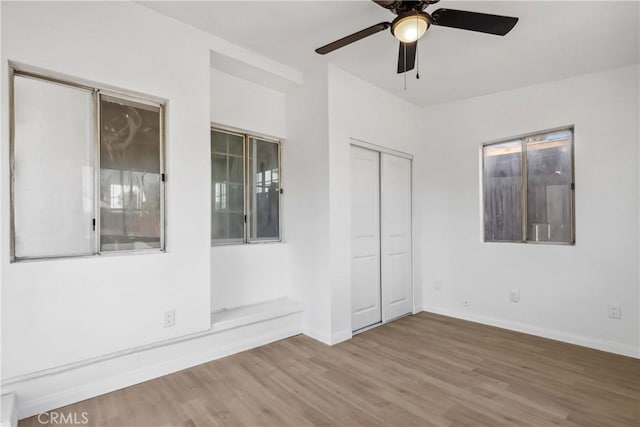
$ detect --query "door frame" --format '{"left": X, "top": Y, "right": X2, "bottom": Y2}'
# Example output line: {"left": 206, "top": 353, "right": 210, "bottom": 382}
{"left": 350, "top": 138, "right": 413, "bottom": 161}
{"left": 349, "top": 138, "right": 415, "bottom": 332}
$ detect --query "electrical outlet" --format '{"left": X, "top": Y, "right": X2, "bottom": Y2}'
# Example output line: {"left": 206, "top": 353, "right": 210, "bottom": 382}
{"left": 463, "top": 299, "right": 470, "bottom": 307}
{"left": 510, "top": 289, "right": 520, "bottom": 303}
{"left": 434, "top": 280, "right": 443, "bottom": 291}
{"left": 164, "top": 310, "right": 175, "bottom": 327}
{"left": 607, "top": 304, "right": 622, "bottom": 320}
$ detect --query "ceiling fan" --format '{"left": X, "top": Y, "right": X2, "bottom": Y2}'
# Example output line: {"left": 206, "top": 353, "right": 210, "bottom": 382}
{"left": 315, "top": 0, "right": 519, "bottom": 74}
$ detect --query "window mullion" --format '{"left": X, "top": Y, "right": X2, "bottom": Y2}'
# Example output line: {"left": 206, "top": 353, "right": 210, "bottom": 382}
{"left": 251, "top": 138, "right": 258, "bottom": 242}
{"left": 226, "top": 142, "right": 230, "bottom": 240}
{"left": 94, "top": 89, "right": 101, "bottom": 255}
{"left": 521, "top": 139, "right": 528, "bottom": 243}
{"left": 244, "top": 135, "right": 249, "bottom": 243}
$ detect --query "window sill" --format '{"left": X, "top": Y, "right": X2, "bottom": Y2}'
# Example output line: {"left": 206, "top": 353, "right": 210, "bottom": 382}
{"left": 10, "top": 248, "right": 165, "bottom": 263}
{"left": 211, "top": 239, "right": 284, "bottom": 248}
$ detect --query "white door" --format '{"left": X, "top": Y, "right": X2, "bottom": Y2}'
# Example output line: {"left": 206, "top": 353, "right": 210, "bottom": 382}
{"left": 350, "top": 145, "right": 382, "bottom": 331}
{"left": 381, "top": 153, "right": 413, "bottom": 321}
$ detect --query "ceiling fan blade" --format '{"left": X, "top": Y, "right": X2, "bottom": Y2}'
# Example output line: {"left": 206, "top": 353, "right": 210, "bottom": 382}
{"left": 372, "top": 0, "right": 400, "bottom": 11}
{"left": 315, "top": 22, "right": 390, "bottom": 55}
{"left": 431, "top": 8, "right": 518, "bottom": 36}
{"left": 397, "top": 41, "right": 417, "bottom": 74}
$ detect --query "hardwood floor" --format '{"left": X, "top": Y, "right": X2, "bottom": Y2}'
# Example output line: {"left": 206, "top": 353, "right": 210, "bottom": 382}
{"left": 20, "top": 313, "right": 640, "bottom": 426}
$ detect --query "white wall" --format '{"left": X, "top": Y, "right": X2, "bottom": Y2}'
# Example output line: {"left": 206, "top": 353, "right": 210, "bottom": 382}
{"left": 210, "top": 69, "right": 287, "bottom": 139}
{"left": 327, "top": 65, "right": 424, "bottom": 342}
{"left": 420, "top": 64, "right": 640, "bottom": 357}
{"left": 284, "top": 65, "right": 427, "bottom": 344}
{"left": 285, "top": 67, "right": 332, "bottom": 342}
{"left": 1, "top": 1, "right": 212, "bottom": 379}
{"left": 209, "top": 69, "right": 292, "bottom": 311}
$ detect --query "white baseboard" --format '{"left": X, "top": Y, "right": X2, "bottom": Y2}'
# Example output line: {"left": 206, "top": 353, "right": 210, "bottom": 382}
{"left": 6, "top": 310, "right": 302, "bottom": 420}
{"left": 423, "top": 305, "right": 639, "bottom": 359}
{"left": 302, "top": 327, "right": 332, "bottom": 345}
{"left": 302, "top": 327, "right": 352, "bottom": 346}
{"left": 330, "top": 329, "right": 352, "bottom": 345}
{"left": 1, "top": 394, "right": 18, "bottom": 427}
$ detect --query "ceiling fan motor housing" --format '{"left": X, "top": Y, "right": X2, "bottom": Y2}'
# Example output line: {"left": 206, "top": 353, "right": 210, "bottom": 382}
{"left": 375, "top": 0, "right": 439, "bottom": 15}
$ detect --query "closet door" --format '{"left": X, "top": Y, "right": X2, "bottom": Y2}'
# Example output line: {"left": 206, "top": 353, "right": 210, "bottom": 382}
{"left": 350, "top": 145, "right": 382, "bottom": 331}
{"left": 381, "top": 153, "right": 413, "bottom": 321}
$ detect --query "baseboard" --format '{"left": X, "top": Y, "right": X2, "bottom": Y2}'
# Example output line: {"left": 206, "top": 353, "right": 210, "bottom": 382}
{"left": 423, "top": 305, "right": 639, "bottom": 359}
{"left": 302, "top": 327, "right": 332, "bottom": 345}
{"left": 331, "top": 329, "right": 352, "bottom": 345}
{"left": 303, "top": 327, "right": 352, "bottom": 346}
{"left": 1, "top": 394, "right": 18, "bottom": 427}
{"left": 6, "top": 311, "right": 302, "bottom": 420}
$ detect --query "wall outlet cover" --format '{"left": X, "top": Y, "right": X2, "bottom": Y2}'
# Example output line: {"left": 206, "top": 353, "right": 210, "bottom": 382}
{"left": 164, "top": 310, "right": 176, "bottom": 327}
{"left": 510, "top": 289, "right": 520, "bottom": 303}
{"left": 607, "top": 304, "right": 622, "bottom": 320}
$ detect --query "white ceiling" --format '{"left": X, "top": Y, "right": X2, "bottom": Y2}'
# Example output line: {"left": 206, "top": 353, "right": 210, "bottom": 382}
{"left": 141, "top": 1, "right": 640, "bottom": 106}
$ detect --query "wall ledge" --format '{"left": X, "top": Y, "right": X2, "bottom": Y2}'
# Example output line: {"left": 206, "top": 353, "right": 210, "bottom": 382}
{"left": 3, "top": 298, "right": 301, "bottom": 386}
{"left": 3, "top": 301, "right": 303, "bottom": 419}
{"left": 211, "top": 298, "right": 303, "bottom": 332}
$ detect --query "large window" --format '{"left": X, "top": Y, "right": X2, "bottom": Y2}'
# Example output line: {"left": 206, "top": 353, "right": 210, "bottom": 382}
{"left": 11, "top": 70, "right": 165, "bottom": 261}
{"left": 483, "top": 128, "right": 574, "bottom": 244}
{"left": 211, "top": 128, "right": 281, "bottom": 245}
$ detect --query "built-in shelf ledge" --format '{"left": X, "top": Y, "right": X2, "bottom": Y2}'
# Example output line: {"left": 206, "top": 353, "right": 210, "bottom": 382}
{"left": 3, "top": 298, "right": 303, "bottom": 387}
{"left": 211, "top": 298, "right": 303, "bottom": 333}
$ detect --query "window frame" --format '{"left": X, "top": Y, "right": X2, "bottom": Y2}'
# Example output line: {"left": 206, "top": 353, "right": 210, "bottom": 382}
{"left": 481, "top": 126, "right": 575, "bottom": 246}
{"left": 211, "top": 127, "right": 247, "bottom": 246}
{"left": 9, "top": 65, "right": 166, "bottom": 262}
{"left": 211, "top": 125, "right": 282, "bottom": 246}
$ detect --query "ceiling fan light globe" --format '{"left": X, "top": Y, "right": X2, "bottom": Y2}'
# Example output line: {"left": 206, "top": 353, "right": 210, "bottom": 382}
{"left": 392, "top": 13, "right": 430, "bottom": 43}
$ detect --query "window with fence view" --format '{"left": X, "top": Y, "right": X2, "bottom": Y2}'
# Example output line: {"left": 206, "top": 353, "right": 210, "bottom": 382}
{"left": 483, "top": 128, "right": 574, "bottom": 244}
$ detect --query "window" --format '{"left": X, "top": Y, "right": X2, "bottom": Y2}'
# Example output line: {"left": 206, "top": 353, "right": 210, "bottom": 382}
{"left": 11, "top": 70, "right": 165, "bottom": 261}
{"left": 99, "top": 95, "right": 163, "bottom": 252}
{"left": 483, "top": 128, "right": 574, "bottom": 244}
{"left": 211, "top": 130, "right": 244, "bottom": 244}
{"left": 211, "top": 128, "right": 281, "bottom": 245}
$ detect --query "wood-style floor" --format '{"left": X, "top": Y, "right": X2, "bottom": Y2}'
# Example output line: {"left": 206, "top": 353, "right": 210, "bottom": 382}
{"left": 20, "top": 313, "right": 640, "bottom": 426}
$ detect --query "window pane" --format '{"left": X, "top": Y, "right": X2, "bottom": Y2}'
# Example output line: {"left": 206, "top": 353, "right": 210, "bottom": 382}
{"left": 212, "top": 154, "right": 227, "bottom": 182}
{"left": 99, "top": 95, "right": 162, "bottom": 251}
{"left": 249, "top": 138, "right": 280, "bottom": 241}
{"left": 13, "top": 75, "right": 95, "bottom": 259}
{"left": 229, "top": 156, "right": 243, "bottom": 183}
{"left": 211, "top": 130, "right": 244, "bottom": 243}
{"left": 525, "top": 130, "right": 573, "bottom": 243}
{"left": 483, "top": 140, "right": 523, "bottom": 242}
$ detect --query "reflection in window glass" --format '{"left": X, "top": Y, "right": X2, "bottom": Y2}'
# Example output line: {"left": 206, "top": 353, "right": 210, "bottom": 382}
{"left": 525, "top": 130, "right": 573, "bottom": 243}
{"left": 100, "top": 95, "right": 162, "bottom": 251}
{"left": 211, "top": 130, "right": 245, "bottom": 243}
{"left": 249, "top": 138, "right": 280, "bottom": 241}
{"left": 483, "top": 140, "right": 523, "bottom": 242}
